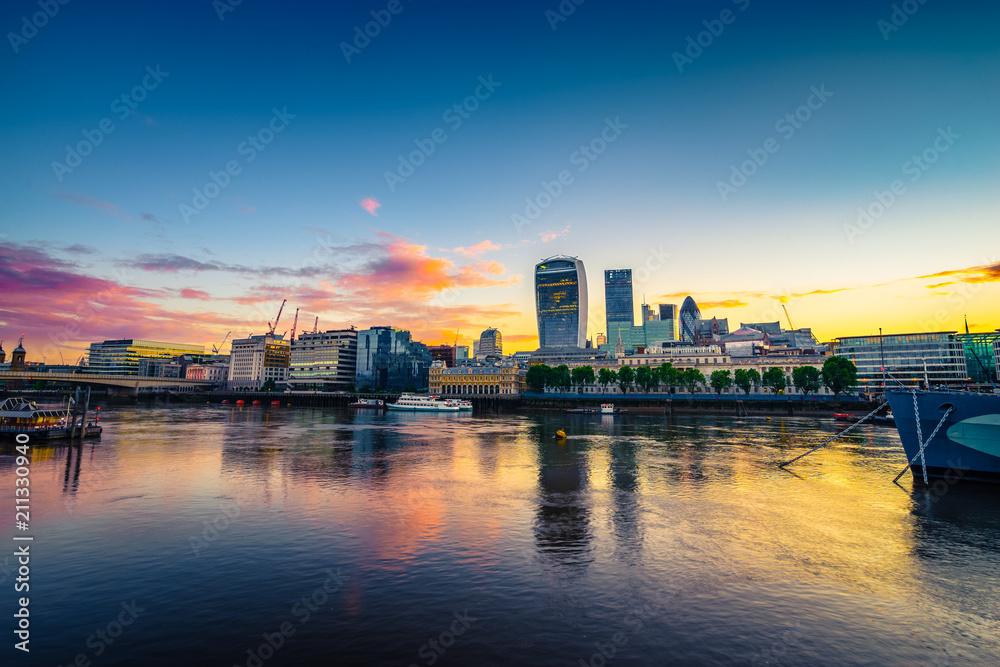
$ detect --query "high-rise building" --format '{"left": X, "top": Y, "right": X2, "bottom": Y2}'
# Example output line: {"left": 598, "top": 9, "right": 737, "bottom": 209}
{"left": 535, "top": 255, "right": 588, "bottom": 348}
{"left": 455, "top": 346, "right": 470, "bottom": 361}
{"left": 679, "top": 296, "right": 702, "bottom": 343}
{"left": 227, "top": 334, "right": 290, "bottom": 389}
{"left": 657, "top": 304, "right": 678, "bottom": 341}
{"left": 640, "top": 303, "right": 657, "bottom": 323}
{"left": 479, "top": 328, "right": 502, "bottom": 357}
{"left": 87, "top": 339, "right": 205, "bottom": 375}
{"left": 834, "top": 331, "right": 968, "bottom": 389}
{"left": 595, "top": 333, "right": 608, "bottom": 347}
{"left": 604, "top": 269, "right": 634, "bottom": 345}
{"left": 287, "top": 329, "right": 358, "bottom": 391}
{"left": 428, "top": 344, "right": 457, "bottom": 367}
{"left": 355, "top": 327, "right": 432, "bottom": 391}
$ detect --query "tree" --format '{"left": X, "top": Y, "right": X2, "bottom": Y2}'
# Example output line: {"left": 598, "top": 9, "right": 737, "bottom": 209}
{"left": 734, "top": 368, "right": 760, "bottom": 395}
{"left": 552, "top": 364, "right": 572, "bottom": 392}
{"left": 635, "top": 365, "right": 657, "bottom": 392}
{"left": 616, "top": 365, "right": 635, "bottom": 394}
{"left": 571, "top": 365, "right": 595, "bottom": 392}
{"left": 261, "top": 379, "right": 276, "bottom": 392}
{"left": 681, "top": 368, "right": 705, "bottom": 394}
{"left": 709, "top": 370, "right": 733, "bottom": 395}
{"left": 761, "top": 367, "right": 787, "bottom": 394}
{"left": 526, "top": 364, "right": 551, "bottom": 392}
{"left": 657, "top": 362, "right": 679, "bottom": 393}
{"left": 598, "top": 367, "right": 617, "bottom": 392}
{"left": 822, "top": 356, "right": 858, "bottom": 398}
{"left": 792, "top": 366, "right": 822, "bottom": 397}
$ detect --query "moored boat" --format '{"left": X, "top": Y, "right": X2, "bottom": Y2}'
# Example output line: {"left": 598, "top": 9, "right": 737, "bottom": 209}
{"left": 566, "top": 403, "right": 627, "bottom": 415}
{"left": 0, "top": 397, "right": 102, "bottom": 440}
{"left": 834, "top": 411, "right": 895, "bottom": 426}
{"left": 886, "top": 389, "right": 1000, "bottom": 484}
{"left": 387, "top": 394, "right": 460, "bottom": 412}
{"left": 349, "top": 398, "right": 386, "bottom": 409}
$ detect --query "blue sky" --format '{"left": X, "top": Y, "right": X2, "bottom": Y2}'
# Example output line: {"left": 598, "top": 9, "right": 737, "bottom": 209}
{"left": 2, "top": 0, "right": 998, "bottom": 358}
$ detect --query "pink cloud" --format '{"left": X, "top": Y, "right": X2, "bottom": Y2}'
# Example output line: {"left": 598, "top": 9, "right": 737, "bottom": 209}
{"left": 360, "top": 197, "right": 381, "bottom": 216}
{"left": 453, "top": 240, "right": 501, "bottom": 256}
{"left": 540, "top": 225, "right": 571, "bottom": 242}
{"left": 180, "top": 288, "right": 211, "bottom": 300}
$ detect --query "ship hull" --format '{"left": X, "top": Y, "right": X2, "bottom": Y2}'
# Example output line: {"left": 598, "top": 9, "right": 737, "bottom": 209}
{"left": 886, "top": 390, "right": 1000, "bottom": 484}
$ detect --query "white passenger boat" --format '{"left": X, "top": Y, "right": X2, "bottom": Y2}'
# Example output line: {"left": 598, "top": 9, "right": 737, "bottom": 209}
{"left": 387, "top": 394, "right": 460, "bottom": 412}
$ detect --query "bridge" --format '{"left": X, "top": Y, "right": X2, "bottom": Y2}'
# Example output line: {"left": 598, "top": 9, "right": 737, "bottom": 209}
{"left": 0, "top": 370, "right": 214, "bottom": 394}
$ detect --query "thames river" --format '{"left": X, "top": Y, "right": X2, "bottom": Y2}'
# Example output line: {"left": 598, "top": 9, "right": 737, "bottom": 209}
{"left": 3, "top": 404, "right": 999, "bottom": 666}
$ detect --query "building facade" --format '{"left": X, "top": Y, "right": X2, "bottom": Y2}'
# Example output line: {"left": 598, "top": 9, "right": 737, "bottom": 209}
{"left": 355, "top": 327, "right": 432, "bottom": 391}
{"left": 478, "top": 328, "right": 502, "bottom": 357}
{"left": 955, "top": 331, "right": 1000, "bottom": 385}
{"left": 287, "top": 329, "right": 358, "bottom": 392}
{"left": 429, "top": 361, "right": 526, "bottom": 395}
{"left": 535, "top": 255, "right": 588, "bottom": 348}
{"left": 227, "top": 335, "right": 290, "bottom": 390}
{"left": 87, "top": 339, "right": 205, "bottom": 375}
{"left": 429, "top": 345, "right": 457, "bottom": 367}
{"left": 604, "top": 269, "right": 634, "bottom": 344}
{"left": 678, "top": 297, "right": 702, "bottom": 343}
{"left": 185, "top": 364, "right": 229, "bottom": 383}
{"left": 834, "top": 332, "right": 968, "bottom": 389}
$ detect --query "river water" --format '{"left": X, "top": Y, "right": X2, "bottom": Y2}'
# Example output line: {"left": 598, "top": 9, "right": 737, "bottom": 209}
{"left": 2, "top": 404, "right": 999, "bottom": 666}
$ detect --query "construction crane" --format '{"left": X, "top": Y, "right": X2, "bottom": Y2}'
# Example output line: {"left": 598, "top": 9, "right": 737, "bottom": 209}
{"left": 212, "top": 331, "right": 231, "bottom": 354}
{"left": 781, "top": 304, "right": 796, "bottom": 331}
{"left": 312, "top": 316, "right": 318, "bottom": 334}
{"left": 289, "top": 308, "right": 300, "bottom": 342}
{"left": 267, "top": 299, "right": 287, "bottom": 335}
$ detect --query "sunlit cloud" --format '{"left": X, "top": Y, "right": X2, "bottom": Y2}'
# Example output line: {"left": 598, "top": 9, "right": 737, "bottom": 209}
{"left": 697, "top": 299, "right": 749, "bottom": 309}
{"left": 360, "top": 197, "right": 381, "bottom": 216}
{"left": 540, "top": 225, "right": 571, "bottom": 242}
{"left": 180, "top": 288, "right": 211, "bottom": 300}
{"left": 453, "top": 240, "right": 501, "bottom": 256}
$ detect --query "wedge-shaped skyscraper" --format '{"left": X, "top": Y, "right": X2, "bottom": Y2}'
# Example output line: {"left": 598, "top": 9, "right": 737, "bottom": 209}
{"left": 535, "top": 255, "right": 588, "bottom": 348}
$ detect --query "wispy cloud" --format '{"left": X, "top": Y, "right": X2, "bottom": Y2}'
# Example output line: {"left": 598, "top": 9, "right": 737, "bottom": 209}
{"left": 915, "top": 262, "right": 1000, "bottom": 288}
{"left": 57, "top": 193, "right": 134, "bottom": 221}
{"left": 360, "top": 197, "right": 381, "bottom": 216}
{"left": 697, "top": 299, "right": 749, "bottom": 309}
{"left": 179, "top": 288, "right": 212, "bottom": 300}
{"left": 453, "top": 240, "right": 501, "bottom": 256}
{"left": 141, "top": 212, "right": 169, "bottom": 224}
{"left": 540, "top": 225, "right": 571, "bottom": 242}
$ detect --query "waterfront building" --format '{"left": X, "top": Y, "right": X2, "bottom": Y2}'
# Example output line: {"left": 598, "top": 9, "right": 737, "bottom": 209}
{"left": 185, "top": 363, "right": 229, "bottom": 383}
{"left": 429, "top": 361, "right": 526, "bottom": 395}
{"left": 138, "top": 359, "right": 183, "bottom": 378}
{"left": 287, "top": 329, "right": 358, "bottom": 392}
{"left": 355, "top": 326, "right": 432, "bottom": 391}
{"left": 536, "top": 255, "right": 588, "bottom": 348}
{"left": 479, "top": 328, "right": 502, "bottom": 356}
{"left": 678, "top": 297, "right": 701, "bottom": 343}
{"left": 87, "top": 339, "right": 204, "bottom": 375}
{"left": 429, "top": 344, "right": 457, "bottom": 367}
{"left": 994, "top": 339, "right": 1000, "bottom": 379}
{"left": 605, "top": 269, "right": 634, "bottom": 345}
{"left": 834, "top": 331, "right": 968, "bottom": 389}
{"left": 226, "top": 334, "right": 290, "bottom": 390}
{"left": 529, "top": 346, "right": 613, "bottom": 369}
{"left": 955, "top": 330, "right": 1000, "bottom": 385}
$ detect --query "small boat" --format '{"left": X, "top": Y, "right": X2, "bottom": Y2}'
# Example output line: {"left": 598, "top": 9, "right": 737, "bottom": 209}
{"left": 887, "top": 389, "right": 1000, "bottom": 484}
{"left": 447, "top": 398, "right": 473, "bottom": 411}
{"left": 834, "top": 411, "right": 895, "bottom": 426}
{"left": 566, "top": 403, "right": 627, "bottom": 415}
{"left": 0, "top": 397, "right": 101, "bottom": 440}
{"left": 349, "top": 398, "right": 385, "bottom": 409}
{"left": 387, "top": 394, "right": 460, "bottom": 412}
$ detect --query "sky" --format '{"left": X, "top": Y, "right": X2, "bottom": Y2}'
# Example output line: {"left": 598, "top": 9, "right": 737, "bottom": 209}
{"left": 1, "top": 0, "right": 998, "bottom": 362}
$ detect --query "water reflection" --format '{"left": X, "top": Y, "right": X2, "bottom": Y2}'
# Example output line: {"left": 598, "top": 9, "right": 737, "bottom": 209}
{"left": 534, "top": 434, "right": 593, "bottom": 569}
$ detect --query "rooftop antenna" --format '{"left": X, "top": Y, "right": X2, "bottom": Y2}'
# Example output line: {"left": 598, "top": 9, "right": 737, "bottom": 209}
{"left": 964, "top": 314, "right": 969, "bottom": 335}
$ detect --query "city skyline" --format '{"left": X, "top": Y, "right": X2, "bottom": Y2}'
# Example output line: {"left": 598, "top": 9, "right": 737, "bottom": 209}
{"left": 2, "top": 0, "right": 999, "bottom": 361}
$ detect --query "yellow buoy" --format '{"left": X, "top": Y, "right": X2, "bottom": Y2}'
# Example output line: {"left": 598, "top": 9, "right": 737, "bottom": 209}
{"left": 555, "top": 429, "right": 566, "bottom": 439}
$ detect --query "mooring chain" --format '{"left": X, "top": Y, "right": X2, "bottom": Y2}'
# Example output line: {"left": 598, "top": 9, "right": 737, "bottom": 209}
{"left": 779, "top": 399, "right": 889, "bottom": 468}
{"left": 892, "top": 405, "right": 954, "bottom": 485}
{"left": 912, "top": 390, "right": 925, "bottom": 479}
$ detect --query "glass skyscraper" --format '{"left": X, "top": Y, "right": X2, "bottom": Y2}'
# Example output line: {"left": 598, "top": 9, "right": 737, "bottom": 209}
{"left": 355, "top": 327, "right": 432, "bottom": 390}
{"left": 604, "top": 269, "right": 634, "bottom": 345}
{"left": 679, "top": 296, "right": 702, "bottom": 343}
{"left": 535, "top": 255, "right": 588, "bottom": 348}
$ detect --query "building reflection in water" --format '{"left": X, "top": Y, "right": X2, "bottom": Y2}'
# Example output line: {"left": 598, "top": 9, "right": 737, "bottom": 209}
{"left": 608, "top": 437, "right": 643, "bottom": 565}
{"left": 533, "top": 435, "right": 593, "bottom": 569}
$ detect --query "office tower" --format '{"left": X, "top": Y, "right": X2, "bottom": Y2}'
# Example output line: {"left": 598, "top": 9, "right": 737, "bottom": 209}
{"left": 479, "top": 327, "right": 502, "bottom": 356}
{"left": 535, "top": 255, "right": 588, "bottom": 348}
{"left": 604, "top": 269, "right": 634, "bottom": 347}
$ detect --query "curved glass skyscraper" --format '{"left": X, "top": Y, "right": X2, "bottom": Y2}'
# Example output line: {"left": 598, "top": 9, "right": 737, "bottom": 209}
{"left": 535, "top": 255, "right": 588, "bottom": 348}
{"left": 679, "top": 296, "right": 702, "bottom": 343}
